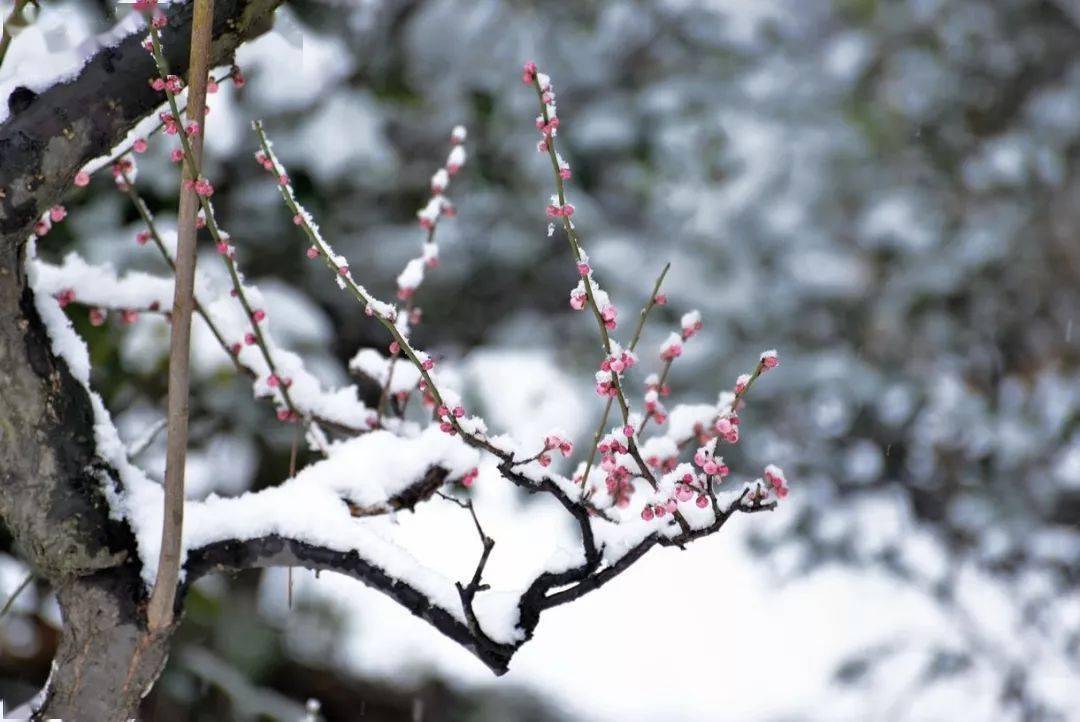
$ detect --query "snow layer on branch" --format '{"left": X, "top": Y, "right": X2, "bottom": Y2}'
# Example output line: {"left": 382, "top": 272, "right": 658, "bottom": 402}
{"left": 349, "top": 348, "right": 421, "bottom": 393}
{"left": 32, "top": 253, "right": 375, "bottom": 431}
{"left": 0, "top": 8, "right": 145, "bottom": 126}
{"left": 28, "top": 242, "right": 506, "bottom": 638}
{"left": 664, "top": 403, "right": 719, "bottom": 443}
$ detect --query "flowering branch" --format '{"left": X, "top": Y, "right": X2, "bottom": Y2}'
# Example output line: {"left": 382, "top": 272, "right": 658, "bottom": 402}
{"left": 377, "top": 126, "right": 468, "bottom": 425}
{"left": 522, "top": 64, "right": 663, "bottom": 494}
{"left": 251, "top": 121, "right": 506, "bottom": 459}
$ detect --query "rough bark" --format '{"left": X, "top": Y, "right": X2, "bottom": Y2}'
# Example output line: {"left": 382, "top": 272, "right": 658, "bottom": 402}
{"left": 0, "top": 1, "right": 282, "bottom": 719}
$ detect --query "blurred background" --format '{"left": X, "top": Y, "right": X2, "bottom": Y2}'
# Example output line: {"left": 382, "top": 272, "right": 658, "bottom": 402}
{"left": 1, "top": 0, "right": 1078, "bottom": 719}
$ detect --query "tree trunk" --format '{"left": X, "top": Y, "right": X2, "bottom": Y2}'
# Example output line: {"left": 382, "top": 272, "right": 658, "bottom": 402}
{"left": 0, "top": 2, "right": 283, "bottom": 718}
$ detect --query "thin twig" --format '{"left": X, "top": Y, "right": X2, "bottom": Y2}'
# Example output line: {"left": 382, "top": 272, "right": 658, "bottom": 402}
{"left": 147, "top": 0, "right": 216, "bottom": 632}
{"left": 0, "top": 573, "right": 33, "bottom": 621}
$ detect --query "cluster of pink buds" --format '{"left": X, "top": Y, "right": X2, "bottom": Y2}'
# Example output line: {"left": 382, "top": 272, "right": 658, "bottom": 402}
{"left": 764, "top": 464, "right": 789, "bottom": 499}
{"left": 160, "top": 112, "right": 179, "bottom": 135}
{"left": 600, "top": 303, "right": 617, "bottom": 330}
{"left": 659, "top": 332, "right": 683, "bottom": 362}
{"left": 640, "top": 498, "right": 678, "bottom": 521}
{"left": 54, "top": 288, "right": 75, "bottom": 308}
{"left": 643, "top": 387, "right": 668, "bottom": 425}
{"left": 149, "top": 75, "right": 183, "bottom": 93}
{"left": 680, "top": 310, "right": 703, "bottom": 340}
{"left": 672, "top": 471, "right": 711, "bottom": 509}
{"left": 600, "top": 347, "right": 637, "bottom": 375}
{"left": 460, "top": 467, "right": 479, "bottom": 488}
{"left": 545, "top": 201, "right": 574, "bottom": 218}
{"left": 694, "top": 439, "right": 730, "bottom": 479}
{"left": 437, "top": 403, "right": 465, "bottom": 435}
{"left": 183, "top": 177, "right": 214, "bottom": 197}
{"left": 254, "top": 151, "right": 274, "bottom": 172}
{"left": 543, "top": 432, "right": 574, "bottom": 457}
{"left": 714, "top": 414, "right": 740, "bottom": 444}
{"left": 594, "top": 370, "right": 617, "bottom": 397}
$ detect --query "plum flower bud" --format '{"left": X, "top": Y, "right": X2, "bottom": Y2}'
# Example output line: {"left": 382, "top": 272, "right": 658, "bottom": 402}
{"left": 569, "top": 288, "right": 587, "bottom": 310}
{"left": 54, "top": 289, "right": 75, "bottom": 308}
{"left": 49, "top": 205, "right": 67, "bottom": 223}
{"left": 522, "top": 61, "right": 538, "bottom": 84}
{"left": 170, "top": 149, "right": 183, "bottom": 163}
{"left": 461, "top": 467, "right": 479, "bottom": 488}
{"left": 654, "top": 293, "right": 667, "bottom": 306}
{"left": 764, "top": 464, "right": 789, "bottom": 499}
{"left": 244, "top": 333, "right": 257, "bottom": 345}
{"left": 267, "top": 374, "right": 280, "bottom": 388}
{"left": 121, "top": 309, "right": 139, "bottom": 324}
{"left": 389, "top": 341, "right": 400, "bottom": 354}
{"left": 451, "top": 125, "right": 467, "bottom": 144}
{"left": 193, "top": 178, "right": 214, "bottom": 197}
{"left": 600, "top": 304, "right": 617, "bottom": 330}
{"left": 680, "top": 310, "right": 703, "bottom": 340}
{"left": 74, "top": 171, "right": 90, "bottom": 187}
{"left": 133, "top": 138, "right": 148, "bottom": 154}
{"left": 696, "top": 494, "right": 709, "bottom": 508}
{"left": 640, "top": 505, "right": 654, "bottom": 521}
{"left": 306, "top": 246, "right": 319, "bottom": 259}
{"left": 659, "top": 332, "right": 683, "bottom": 362}
{"left": 622, "top": 425, "right": 634, "bottom": 438}
{"left": 251, "top": 309, "right": 266, "bottom": 323}
{"left": 88, "top": 308, "right": 106, "bottom": 326}
{"left": 136, "top": 230, "right": 151, "bottom": 245}
{"left": 576, "top": 262, "right": 590, "bottom": 277}
{"left": 760, "top": 349, "right": 779, "bottom": 369}
{"left": 734, "top": 373, "right": 751, "bottom": 394}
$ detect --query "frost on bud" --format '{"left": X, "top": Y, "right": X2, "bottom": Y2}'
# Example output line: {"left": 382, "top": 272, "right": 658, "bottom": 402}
{"left": 735, "top": 373, "right": 752, "bottom": 394}
{"left": 461, "top": 467, "right": 479, "bottom": 488}
{"left": 446, "top": 146, "right": 466, "bottom": 175}
{"left": 600, "top": 303, "right": 617, "bottom": 330}
{"left": 680, "top": 310, "right": 703, "bottom": 340}
{"left": 760, "top": 349, "right": 779, "bottom": 369}
{"left": 569, "top": 284, "right": 587, "bottom": 310}
{"left": 451, "top": 125, "right": 467, "bottom": 144}
{"left": 659, "top": 332, "right": 683, "bottom": 362}
{"left": 764, "top": 464, "right": 789, "bottom": 499}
